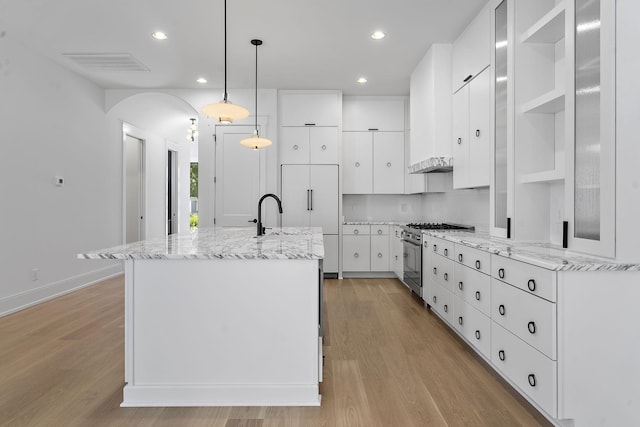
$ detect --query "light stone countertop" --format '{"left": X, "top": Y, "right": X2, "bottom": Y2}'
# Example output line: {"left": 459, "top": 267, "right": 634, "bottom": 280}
{"left": 78, "top": 227, "right": 324, "bottom": 261}
{"left": 344, "top": 220, "right": 404, "bottom": 226}
{"left": 422, "top": 230, "right": 640, "bottom": 272}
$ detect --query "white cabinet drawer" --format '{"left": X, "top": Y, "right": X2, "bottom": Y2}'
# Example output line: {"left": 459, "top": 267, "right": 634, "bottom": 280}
{"left": 491, "top": 255, "right": 557, "bottom": 302}
{"left": 491, "top": 322, "right": 557, "bottom": 417}
{"left": 342, "top": 235, "right": 370, "bottom": 272}
{"left": 491, "top": 279, "right": 557, "bottom": 360}
{"left": 454, "top": 296, "right": 491, "bottom": 359}
{"left": 370, "top": 224, "right": 389, "bottom": 236}
{"left": 429, "top": 282, "right": 454, "bottom": 325}
{"left": 455, "top": 244, "right": 491, "bottom": 275}
{"left": 454, "top": 263, "right": 491, "bottom": 316}
{"left": 343, "top": 224, "right": 370, "bottom": 236}
{"left": 430, "top": 253, "right": 454, "bottom": 291}
{"left": 429, "top": 236, "right": 454, "bottom": 259}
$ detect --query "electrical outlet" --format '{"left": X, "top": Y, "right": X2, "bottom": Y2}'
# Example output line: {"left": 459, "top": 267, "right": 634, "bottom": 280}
{"left": 31, "top": 268, "right": 39, "bottom": 281}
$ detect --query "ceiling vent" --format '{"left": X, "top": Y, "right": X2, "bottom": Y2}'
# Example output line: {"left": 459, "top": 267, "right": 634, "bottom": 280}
{"left": 62, "top": 53, "right": 150, "bottom": 72}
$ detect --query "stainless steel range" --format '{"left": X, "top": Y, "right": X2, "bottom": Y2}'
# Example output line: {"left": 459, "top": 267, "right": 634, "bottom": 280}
{"left": 401, "top": 222, "right": 474, "bottom": 296}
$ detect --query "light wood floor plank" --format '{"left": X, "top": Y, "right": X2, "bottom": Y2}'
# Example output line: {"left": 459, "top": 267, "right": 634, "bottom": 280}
{"left": 0, "top": 275, "right": 550, "bottom": 426}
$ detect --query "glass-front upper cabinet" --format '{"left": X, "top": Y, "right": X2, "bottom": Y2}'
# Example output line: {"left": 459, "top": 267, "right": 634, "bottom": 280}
{"left": 490, "top": 0, "right": 514, "bottom": 238}
{"left": 565, "top": 0, "right": 615, "bottom": 257}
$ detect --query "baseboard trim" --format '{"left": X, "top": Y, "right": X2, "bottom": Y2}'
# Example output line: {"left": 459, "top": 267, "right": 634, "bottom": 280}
{"left": 0, "top": 263, "right": 123, "bottom": 317}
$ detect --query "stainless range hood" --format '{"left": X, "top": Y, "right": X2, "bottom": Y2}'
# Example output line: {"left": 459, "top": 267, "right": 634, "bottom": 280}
{"left": 408, "top": 157, "right": 453, "bottom": 173}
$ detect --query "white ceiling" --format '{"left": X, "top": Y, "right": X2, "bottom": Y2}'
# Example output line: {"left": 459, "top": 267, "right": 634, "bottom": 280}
{"left": 0, "top": 0, "right": 488, "bottom": 95}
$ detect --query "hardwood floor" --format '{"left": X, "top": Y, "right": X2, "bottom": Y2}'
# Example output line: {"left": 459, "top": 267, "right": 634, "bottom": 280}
{"left": 0, "top": 276, "right": 550, "bottom": 427}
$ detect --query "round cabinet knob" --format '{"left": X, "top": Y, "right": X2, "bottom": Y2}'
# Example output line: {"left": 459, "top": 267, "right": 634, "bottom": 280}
{"left": 498, "top": 304, "right": 506, "bottom": 316}
{"left": 321, "top": 144, "right": 327, "bottom": 151}
{"left": 433, "top": 296, "right": 437, "bottom": 304}
{"left": 475, "top": 260, "right": 481, "bottom": 270}
{"left": 293, "top": 144, "right": 299, "bottom": 150}
{"left": 475, "top": 330, "right": 481, "bottom": 340}
{"left": 528, "top": 321, "right": 536, "bottom": 334}
{"left": 458, "top": 316, "right": 463, "bottom": 325}
{"left": 433, "top": 267, "right": 437, "bottom": 275}
{"left": 354, "top": 229, "right": 359, "bottom": 235}
{"left": 528, "top": 279, "right": 536, "bottom": 292}
{"left": 395, "top": 255, "right": 398, "bottom": 260}
{"left": 498, "top": 268, "right": 505, "bottom": 279}
{"left": 458, "top": 281, "right": 463, "bottom": 291}
{"left": 475, "top": 291, "right": 481, "bottom": 301}
{"left": 433, "top": 244, "right": 437, "bottom": 252}
{"left": 498, "top": 350, "right": 506, "bottom": 361}
{"left": 424, "top": 242, "right": 428, "bottom": 247}
{"left": 458, "top": 254, "right": 463, "bottom": 262}
{"left": 386, "top": 162, "right": 392, "bottom": 167}
{"left": 354, "top": 252, "right": 359, "bottom": 258}
{"left": 443, "top": 304, "right": 448, "bottom": 313}
{"left": 377, "top": 252, "right": 383, "bottom": 258}
{"left": 444, "top": 248, "right": 448, "bottom": 256}
{"left": 355, "top": 162, "right": 360, "bottom": 167}
{"left": 475, "top": 129, "right": 481, "bottom": 137}
{"left": 457, "top": 137, "right": 462, "bottom": 145}
{"left": 377, "top": 229, "right": 383, "bottom": 235}
{"left": 443, "top": 273, "right": 448, "bottom": 281}
{"left": 528, "top": 374, "right": 537, "bottom": 387}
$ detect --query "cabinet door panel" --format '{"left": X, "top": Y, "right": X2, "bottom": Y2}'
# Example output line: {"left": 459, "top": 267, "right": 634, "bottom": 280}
{"left": 309, "top": 165, "right": 339, "bottom": 235}
{"left": 323, "top": 234, "right": 339, "bottom": 273}
{"left": 343, "top": 236, "right": 370, "bottom": 272}
{"left": 454, "top": 263, "right": 491, "bottom": 316}
{"left": 343, "top": 98, "right": 405, "bottom": 131}
{"left": 452, "top": 4, "right": 490, "bottom": 91}
{"left": 309, "top": 127, "right": 339, "bottom": 164}
{"left": 370, "top": 235, "right": 389, "bottom": 272}
{"left": 280, "top": 92, "right": 340, "bottom": 127}
{"left": 280, "top": 127, "right": 310, "bottom": 164}
{"left": 343, "top": 132, "right": 373, "bottom": 194}
{"left": 373, "top": 132, "right": 405, "bottom": 194}
{"left": 452, "top": 86, "right": 469, "bottom": 189}
{"left": 281, "top": 165, "right": 310, "bottom": 227}
{"left": 469, "top": 68, "right": 491, "bottom": 186}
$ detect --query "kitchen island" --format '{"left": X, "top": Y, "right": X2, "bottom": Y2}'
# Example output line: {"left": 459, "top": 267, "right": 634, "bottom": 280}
{"left": 79, "top": 227, "right": 324, "bottom": 407}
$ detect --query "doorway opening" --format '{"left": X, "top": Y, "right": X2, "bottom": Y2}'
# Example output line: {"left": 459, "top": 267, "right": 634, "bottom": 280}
{"left": 125, "top": 134, "right": 145, "bottom": 243}
{"left": 167, "top": 149, "right": 178, "bottom": 235}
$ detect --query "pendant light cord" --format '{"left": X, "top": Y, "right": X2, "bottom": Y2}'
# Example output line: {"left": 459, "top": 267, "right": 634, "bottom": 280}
{"left": 254, "top": 41, "right": 258, "bottom": 134}
{"left": 223, "top": 0, "right": 228, "bottom": 102}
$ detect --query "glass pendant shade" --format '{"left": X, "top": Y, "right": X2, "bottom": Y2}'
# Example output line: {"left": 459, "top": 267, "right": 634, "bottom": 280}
{"left": 201, "top": 99, "right": 249, "bottom": 124}
{"left": 240, "top": 132, "right": 272, "bottom": 150}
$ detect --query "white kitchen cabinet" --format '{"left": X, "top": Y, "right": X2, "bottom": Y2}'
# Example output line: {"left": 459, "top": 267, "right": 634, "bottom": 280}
{"left": 280, "top": 126, "right": 339, "bottom": 164}
{"left": 409, "top": 44, "right": 453, "bottom": 166}
{"left": 453, "top": 296, "right": 491, "bottom": 359}
{"left": 429, "top": 281, "right": 454, "bottom": 325}
{"left": 342, "top": 226, "right": 370, "bottom": 272}
{"left": 453, "top": 67, "right": 491, "bottom": 189}
{"left": 421, "top": 234, "right": 432, "bottom": 302}
{"left": 343, "top": 97, "right": 404, "bottom": 132}
{"left": 454, "top": 263, "right": 491, "bottom": 317}
{"left": 279, "top": 91, "right": 341, "bottom": 127}
{"left": 281, "top": 165, "right": 339, "bottom": 273}
{"left": 342, "top": 131, "right": 404, "bottom": 194}
{"left": 371, "top": 234, "right": 389, "bottom": 272}
{"left": 391, "top": 226, "right": 404, "bottom": 279}
{"left": 323, "top": 234, "right": 339, "bottom": 274}
{"left": 452, "top": 2, "right": 491, "bottom": 92}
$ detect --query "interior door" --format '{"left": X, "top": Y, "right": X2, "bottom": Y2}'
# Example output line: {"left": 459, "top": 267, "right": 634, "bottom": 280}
{"left": 167, "top": 149, "right": 177, "bottom": 235}
{"left": 125, "top": 134, "right": 144, "bottom": 243}
{"left": 309, "top": 165, "right": 339, "bottom": 234}
{"left": 215, "top": 125, "right": 265, "bottom": 226}
{"left": 281, "top": 165, "right": 310, "bottom": 227}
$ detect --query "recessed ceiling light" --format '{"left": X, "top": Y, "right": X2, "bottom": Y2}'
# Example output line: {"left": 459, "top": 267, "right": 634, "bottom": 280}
{"left": 151, "top": 31, "right": 168, "bottom": 40}
{"left": 371, "top": 31, "right": 385, "bottom": 40}
{"left": 196, "top": 77, "right": 208, "bottom": 84}
{"left": 357, "top": 77, "right": 368, "bottom": 84}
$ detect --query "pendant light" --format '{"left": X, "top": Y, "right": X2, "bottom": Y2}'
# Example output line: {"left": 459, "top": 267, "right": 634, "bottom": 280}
{"left": 201, "top": 0, "right": 249, "bottom": 124}
{"left": 240, "top": 39, "right": 272, "bottom": 150}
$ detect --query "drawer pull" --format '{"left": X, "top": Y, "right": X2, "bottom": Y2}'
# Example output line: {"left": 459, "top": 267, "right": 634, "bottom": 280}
{"left": 475, "top": 129, "right": 481, "bottom": 138}
{"left": 377, "top": 252, "right": 383, "bottom": 258}
{"left": 458, "top": 281, "right": 463, "bottom": 291}
{"left": 433, "top": 296, "right": 437, "bottom": 304}
{"left": 498, "top": 304, "right": 506, "bottom": 316}
{"left": 444, "top": 248, "right": 448, "bottom": 256}
{"left": 386, "top": 162, "right": 392, "bottom": 167}
{"left": 443, "top": 304, "right": 448, "bottom": 313}
{"left": 433, "top": 244, "right": 437, "bottom": 252}
{"left": 528, "top": 321, "right": 536, "bottom": 334}
{"left": 498, "top": 268, "right": 505, "bottom": 279}
{"left": 457, "top": 137, "right": 462, "bottom": 145}
{"left": 377, "top": 229, "right": 383, "bottom": 235}
{"left": 444, "top": 273, "right": 448, "bottom": 281}
{"left": 458, "top": 254, "right": 463, "bottom": 262}
{"left": 433, "top": 267, "right": 437, "bottom": 275}
{"left": 528, "top": 374, "right": 537, "bottom": 387}
{"left": 498, "top": 350, "right": 505, "bottom": 361}
{"left": 475, "top": 260, "right": 481, "bottom": 270}
{"left": 424, "top": 241, "right": 428, "bottom": 247}
{"left": 475, "top": 330, "right": 481, "bottom": 340}
{"left": 528, "top": 279, "right": 536, "bottom": 292}
{"left": 354, "top": 252, "right": 359, "bottom": 258}
{"left": 355, "top": 162, "right": 360, "bottom": 167}
{"left": 458, "top": 316, "right": 463, "bottom": 325}
{"left": 293, "top": 144, "right": 299, "bottom": 150}
{"left": 354, "top": 229, "right": 359, "bottom": 235}
{"left": 321, "top": 144, "right": 327, "bottom": 151}
{"left": 475, "top": 291, "right": 481, "bottom": 301}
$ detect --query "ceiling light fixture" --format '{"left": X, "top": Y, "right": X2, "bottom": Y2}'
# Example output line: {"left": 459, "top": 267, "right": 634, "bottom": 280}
{"left": 151, "top": 31, "right": 168, "bottom": 40}
{"left": 240, "top": 39, "right": 272, "bottom": 150}
{"left": 201, "top": 0, "right": 249, "bottom": 124}
{"left": 196, "top": 77, "right": 207, "bottom": 84}
{"left": 371, "top": 31, "right": 385, "bottom": 40}
{"left": 186, "top": 118, "right": 198, "bottom": 142}
{"left": 357, "top": 77, "right": 368, "bottom": 84}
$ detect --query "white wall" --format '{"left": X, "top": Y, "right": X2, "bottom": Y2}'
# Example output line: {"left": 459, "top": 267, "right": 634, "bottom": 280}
{"left": 0, "top": 37, "right": 122, "bottom": 315}
{"left": 342, "top": 194, "right": 423, "bottom": 222}
{"left": 421, "top": 188, "right": 490, "bottom": 232}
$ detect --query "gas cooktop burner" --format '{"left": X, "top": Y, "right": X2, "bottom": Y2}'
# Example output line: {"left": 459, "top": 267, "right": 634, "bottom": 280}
{"left": 404, "top": 222, "right": 475, "bottom": 231}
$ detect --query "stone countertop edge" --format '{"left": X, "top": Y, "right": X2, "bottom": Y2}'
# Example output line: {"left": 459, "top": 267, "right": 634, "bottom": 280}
{"left": 422, "top": 230, "right": 640, "bottom": 272}
{"left": 78, "top": 227, "right": 325, "bottom": 261}
{"left": 344, "top": 220, "right": 404, "bottom": 225}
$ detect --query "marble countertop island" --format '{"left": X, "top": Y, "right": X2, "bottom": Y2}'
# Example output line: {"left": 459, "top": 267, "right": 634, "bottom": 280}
{"left": 78, "top": 226, "right": 324, "bottom": 261}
